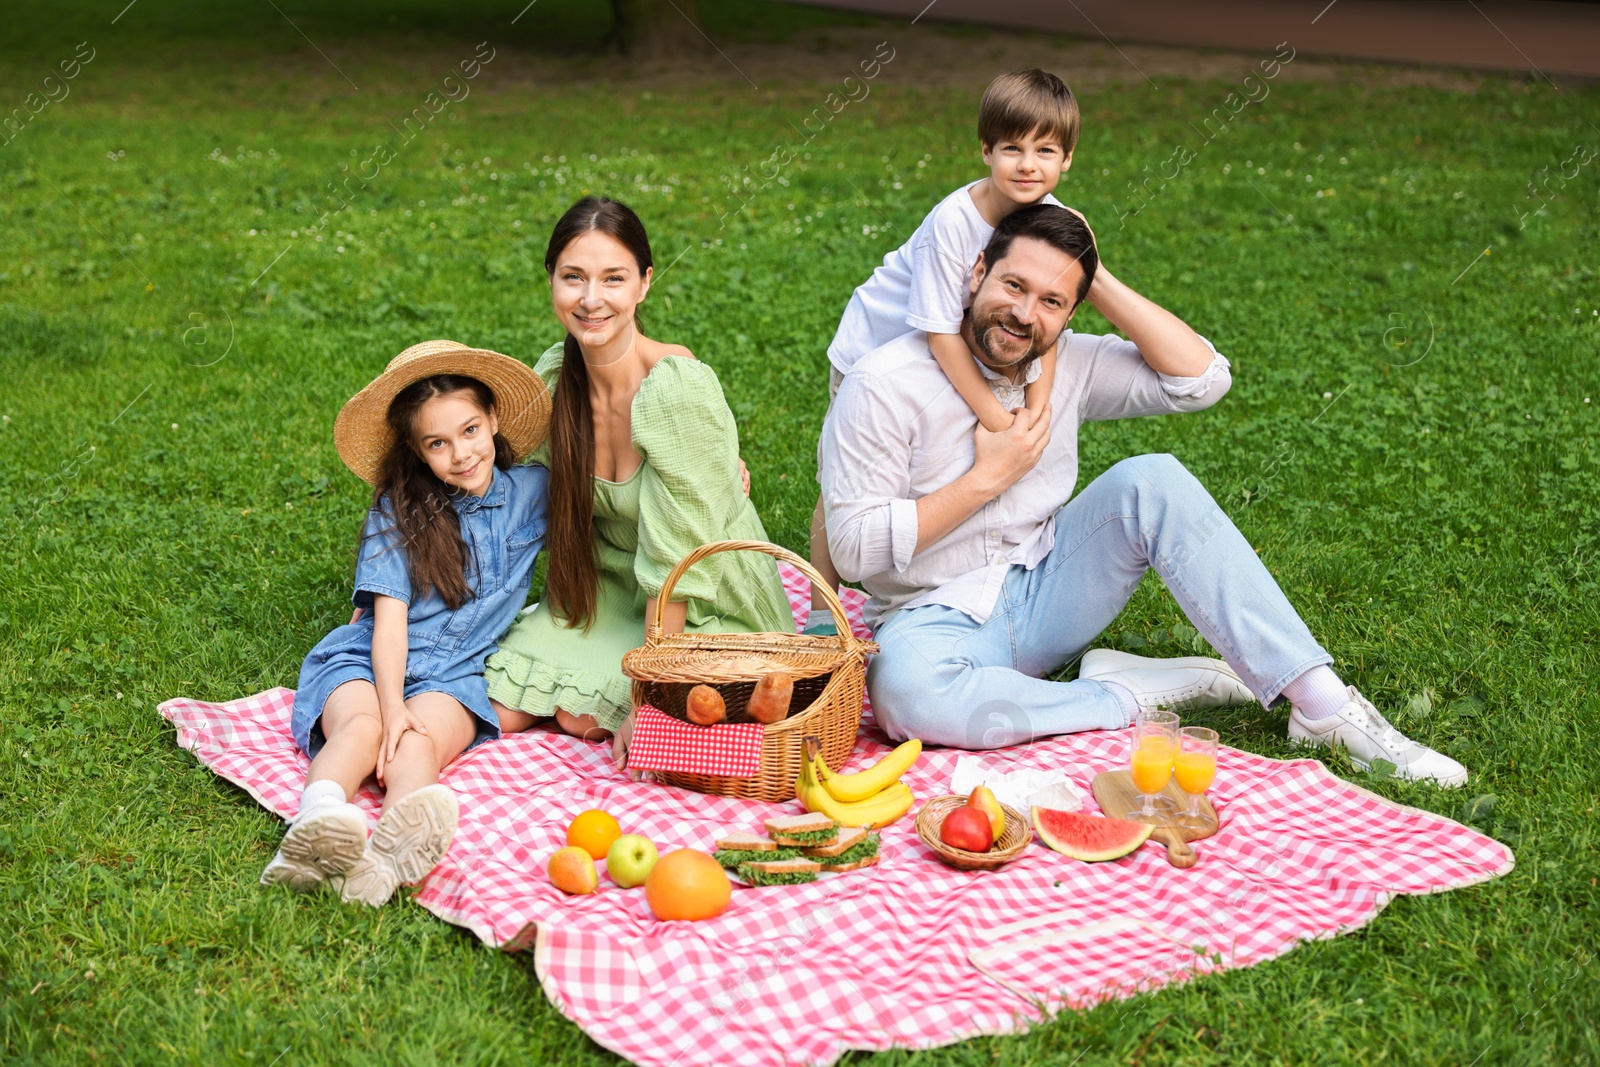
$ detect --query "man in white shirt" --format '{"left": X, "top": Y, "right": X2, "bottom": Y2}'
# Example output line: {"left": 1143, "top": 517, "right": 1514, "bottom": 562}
{"left": 819, "top": 204, "right": 1467, "bottom": 786}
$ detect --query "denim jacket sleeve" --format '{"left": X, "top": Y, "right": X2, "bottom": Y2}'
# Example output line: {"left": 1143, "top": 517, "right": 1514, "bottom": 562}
{"left": 352, "top": 502, "right": 413, "bottom": 610}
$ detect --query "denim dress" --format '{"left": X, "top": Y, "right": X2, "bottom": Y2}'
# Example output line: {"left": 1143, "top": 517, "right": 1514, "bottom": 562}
{"left": 290, "top": 464, "right": 549, "bottom": 758}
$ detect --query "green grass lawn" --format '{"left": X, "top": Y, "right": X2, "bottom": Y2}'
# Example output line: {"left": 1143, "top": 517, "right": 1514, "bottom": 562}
{"left": 2, "top": 1, "right": 1597, "bottom": 1063}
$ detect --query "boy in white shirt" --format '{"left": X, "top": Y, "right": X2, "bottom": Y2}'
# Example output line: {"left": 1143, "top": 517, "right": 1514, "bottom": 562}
{"left": 807, "top": 68, "right": 1080, "bottom": 633}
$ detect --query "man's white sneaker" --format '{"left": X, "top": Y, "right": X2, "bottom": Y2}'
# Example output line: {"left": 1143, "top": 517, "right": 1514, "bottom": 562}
{"left": 260, "top": 802, "right": 368, "bottom": 891}
{"left": 340, "top": 784, "right": 459, "bottom": 908}
{"left": 1079, "top": 648, "right": 1255, "bottom": 712}
{"left": 1288, "top": 686, "right": 1468, "bottom": 788}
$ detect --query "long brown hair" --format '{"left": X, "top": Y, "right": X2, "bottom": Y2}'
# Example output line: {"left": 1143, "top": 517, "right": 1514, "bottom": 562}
{"left": 369, "top": 375, "right": 514, "bottom": 611}
{"left": 543, "top": 196, "right": 654, "bottom": 630}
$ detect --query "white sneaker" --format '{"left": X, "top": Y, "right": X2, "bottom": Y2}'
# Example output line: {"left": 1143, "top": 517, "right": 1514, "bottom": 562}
{"left": 260, "top": 802, "right": 368, "bottom": 891}
{"left": 1288, "top": 686, "right": 1468, "bottom": 787}
{"left": 1079, "top": 648, "right": 1255, "bottom": 712}
{"left": 340, "top": 784, "right": 459, "bottom": 908}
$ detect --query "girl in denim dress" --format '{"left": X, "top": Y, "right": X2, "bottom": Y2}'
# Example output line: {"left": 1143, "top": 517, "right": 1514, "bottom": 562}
{"left": 262, "top": 340, "right": 551, "bottom": 907}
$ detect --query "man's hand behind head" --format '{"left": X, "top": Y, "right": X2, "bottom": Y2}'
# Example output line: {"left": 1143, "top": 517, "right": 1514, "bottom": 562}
{"left": 972, "top": 402, "right": 1052, "bottom": 497}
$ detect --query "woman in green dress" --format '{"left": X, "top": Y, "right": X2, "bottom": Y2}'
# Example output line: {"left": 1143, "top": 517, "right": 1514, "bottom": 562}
{"left": 487, "top": 196, "right": 793, "bottom": 765}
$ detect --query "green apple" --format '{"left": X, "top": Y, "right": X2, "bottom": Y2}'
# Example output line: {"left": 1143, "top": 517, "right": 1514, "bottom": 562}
{"left": 606, "top": 834, "right": 659, "bottom": 888}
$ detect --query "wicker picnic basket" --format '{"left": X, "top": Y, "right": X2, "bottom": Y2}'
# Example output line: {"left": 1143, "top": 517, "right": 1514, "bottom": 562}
{"left": 620, "top": 539, "right": 878, "bottom": 802}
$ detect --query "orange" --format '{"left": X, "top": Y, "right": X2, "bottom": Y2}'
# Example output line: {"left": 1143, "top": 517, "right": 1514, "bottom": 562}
{"left": 567, "top": 809, "right": 622, "bottom": 861}
{"left": 645, "top": 849, "right": 731, "bottom": 921}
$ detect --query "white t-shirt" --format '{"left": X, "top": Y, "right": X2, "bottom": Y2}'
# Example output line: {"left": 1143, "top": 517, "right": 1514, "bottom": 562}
{"left": 826, "top": 180, "right": 1064, "bottom": 373}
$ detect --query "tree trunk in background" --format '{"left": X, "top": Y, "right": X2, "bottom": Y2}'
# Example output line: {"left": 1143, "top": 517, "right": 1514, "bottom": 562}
{"left": 610, "top": 0, "right": 713, "bottom": 58}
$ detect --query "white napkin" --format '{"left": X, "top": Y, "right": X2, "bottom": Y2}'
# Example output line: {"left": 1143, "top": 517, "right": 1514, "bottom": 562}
{"left": 949, "top": 755, "right": 1086, "bottom": 814}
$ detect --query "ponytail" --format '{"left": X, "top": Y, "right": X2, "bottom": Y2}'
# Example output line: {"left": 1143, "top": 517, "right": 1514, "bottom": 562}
{"left": 544, "top": 333, "right": 601, "bottom": 629}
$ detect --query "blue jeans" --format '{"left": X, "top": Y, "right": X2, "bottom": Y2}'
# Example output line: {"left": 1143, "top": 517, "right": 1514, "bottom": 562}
{"left": 867, "top": 454, "right": 1333, "bottom": 748}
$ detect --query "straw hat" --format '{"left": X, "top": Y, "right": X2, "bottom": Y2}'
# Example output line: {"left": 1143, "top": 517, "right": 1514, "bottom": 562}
{"left": 334, "top": 339, "right": 552, "bottom": 485}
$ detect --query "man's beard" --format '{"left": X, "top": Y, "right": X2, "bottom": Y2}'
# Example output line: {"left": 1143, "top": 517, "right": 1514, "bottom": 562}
{"left": 969, "top": 305, "right": 1052, "bottom": 373}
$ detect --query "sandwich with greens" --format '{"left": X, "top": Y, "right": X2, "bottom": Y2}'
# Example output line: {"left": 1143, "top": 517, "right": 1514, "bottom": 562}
{"left": 763, "top": 813, "right": 839, "bottom": 848}
{"left": 712, "top": 832, "right": 802, "bottom": 869}
{"left": 813, "top": 831, "right": 879, "bottom": 873}
{"left": 736, "top": 857, "right": 822, "bottom": 886}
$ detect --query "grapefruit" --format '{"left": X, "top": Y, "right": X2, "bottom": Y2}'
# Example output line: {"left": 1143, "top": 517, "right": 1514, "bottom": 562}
{"left": 645, "top": 849, "right": 731, "bottom": 921}
{"left": 1031, "top": 807, "right": 1153, "bottom": 862}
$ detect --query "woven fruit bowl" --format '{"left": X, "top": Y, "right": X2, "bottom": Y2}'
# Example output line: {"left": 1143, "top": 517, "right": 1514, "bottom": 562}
{"left": 916, "top": 795, "right": 1033, "bottom": 870}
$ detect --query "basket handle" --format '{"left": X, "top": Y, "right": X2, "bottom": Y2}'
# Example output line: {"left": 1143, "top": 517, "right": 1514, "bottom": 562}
{"left": 645, "top": 539, "right": 858, "bottom": 649}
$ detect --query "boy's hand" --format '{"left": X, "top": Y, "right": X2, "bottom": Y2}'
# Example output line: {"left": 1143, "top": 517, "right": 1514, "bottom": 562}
{"left": 376, "top": 706, "right": 429, "bottom": 785}
{"left": 1060, "top": 205, "right": 1101, "bottom": 301}
{"left": 974, "top": 406, "right": 1018, "bottom": 434}
{"left": 1061, "top": 204, "right": 1098, "bottom": 250}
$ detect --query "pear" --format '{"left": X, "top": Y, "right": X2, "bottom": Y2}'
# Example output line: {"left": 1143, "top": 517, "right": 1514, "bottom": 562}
{"left": 967, "top": 784, "right": 1005, "bottom": 841}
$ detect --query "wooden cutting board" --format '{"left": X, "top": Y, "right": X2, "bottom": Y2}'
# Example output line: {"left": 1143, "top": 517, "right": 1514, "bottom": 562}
{"left": 1091, "top": 770, "right": 1218, "bottom": 843}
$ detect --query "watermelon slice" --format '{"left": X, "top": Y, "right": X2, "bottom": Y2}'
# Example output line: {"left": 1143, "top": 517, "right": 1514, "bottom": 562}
{"left": 1031, "top": 807, "right": 1153, "bottom": 862}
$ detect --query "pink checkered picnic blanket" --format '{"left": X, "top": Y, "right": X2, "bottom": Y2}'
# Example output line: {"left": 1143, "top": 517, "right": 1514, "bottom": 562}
{"left": 627, "top": 704, "right": 766, "bottom": 777}
{"left": 159, "top": 563, "right": 1512, "bottom": 1067}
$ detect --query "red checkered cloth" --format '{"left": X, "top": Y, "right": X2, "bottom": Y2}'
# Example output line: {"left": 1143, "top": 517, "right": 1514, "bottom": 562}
{"left": 160, "top": 562, "right": 1513, "bottom": 1067}
{"left": 627, "top": 704, "right": 765, "bottom": 777}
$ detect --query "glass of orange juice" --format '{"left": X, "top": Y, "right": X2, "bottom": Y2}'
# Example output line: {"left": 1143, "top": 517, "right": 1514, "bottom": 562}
{"left": 1128, "top": 709, "right": 1178, "bottom": 824}
{"left": 1174, "top": 726, "right": 1219, "bottom": 832}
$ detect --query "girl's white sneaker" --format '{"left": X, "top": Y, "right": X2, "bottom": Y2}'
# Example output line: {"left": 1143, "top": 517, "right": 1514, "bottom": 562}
{"left": 340, "top": 784, "right": 459, "bottom": 908}
{"left": 260, "top": 802, "right": 369, "bottom": 891}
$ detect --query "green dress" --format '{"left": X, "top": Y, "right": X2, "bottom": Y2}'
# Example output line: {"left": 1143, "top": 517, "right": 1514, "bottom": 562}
{"left": 485, "top": 344, "right": 793, "bottom": 733}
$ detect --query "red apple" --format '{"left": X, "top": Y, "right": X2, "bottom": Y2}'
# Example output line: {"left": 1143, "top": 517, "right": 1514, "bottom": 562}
{"left": 940, "top": 805, "right": 994, "bottom": 852}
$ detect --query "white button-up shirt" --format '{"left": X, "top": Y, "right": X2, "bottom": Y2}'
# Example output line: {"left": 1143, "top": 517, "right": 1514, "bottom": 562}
{"left": 819, "top": 329, "right": 1231, "bottom": 628}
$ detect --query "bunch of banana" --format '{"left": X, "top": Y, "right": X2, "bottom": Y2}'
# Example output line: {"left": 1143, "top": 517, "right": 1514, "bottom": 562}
{"left": 794, "top": 735, "right": 920, "bottom": 828}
